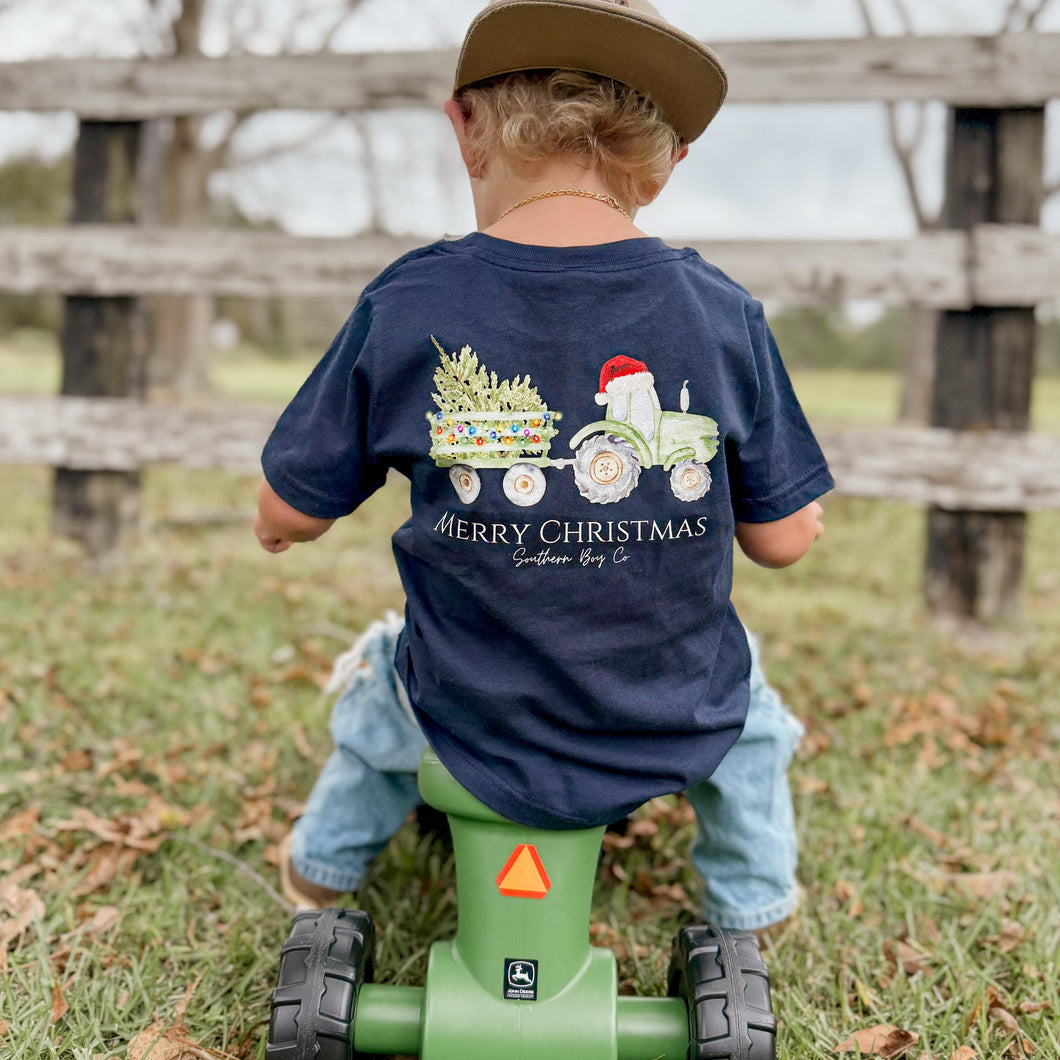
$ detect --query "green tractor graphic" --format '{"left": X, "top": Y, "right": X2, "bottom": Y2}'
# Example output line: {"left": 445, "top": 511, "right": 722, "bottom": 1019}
{"left": 567, "top": 355, "right": 719, "bottom": 504}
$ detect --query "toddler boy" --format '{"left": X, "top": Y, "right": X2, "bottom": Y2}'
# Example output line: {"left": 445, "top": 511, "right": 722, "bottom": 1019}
{"left": 256, "top": 0, "right": 831, "bottom": 934}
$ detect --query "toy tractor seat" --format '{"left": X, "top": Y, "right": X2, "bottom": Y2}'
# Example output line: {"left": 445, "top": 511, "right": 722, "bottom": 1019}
{"left": 266, "top": 749, "right": 776, "bottom": 1060}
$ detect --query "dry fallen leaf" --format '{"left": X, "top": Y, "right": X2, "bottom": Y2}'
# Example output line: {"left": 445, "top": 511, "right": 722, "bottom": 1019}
{"left": 53, "top": 807, "right": 163, "bottom": 853}
{"left": 989, "top": 1003, "right": 1021, "bottom": 1035}
{"left": 127, "top": 978, "right": 208, "bottom": 1060}
{"left": 885, "top": 939, "right": 934, "bottom": 976}
{"left": 0, "top": 878, "right": 45, "bottom": 946}
{"left": 983, "top": 918, "right": 1026, "bottom": 953}
{"left": 799, "top": 775, "right": 830, "bottom": 795}
{"left": 86, "top": 905, "right": 122, "bottom": 935}
{"left": 51, "top": 981, "right": 69, "bottom": 1023}
{"left": 1004, "top": 1039, "right": 1037, "bottom": 1058}
{"left": 0, "top": 805, "right": 40, "bottom": 841}
{"left": 59, "top": 748, "right": 93, "bottom": 773}
{"left": 72, "top": 844, "right": 137, "bottom": 899}
{"left": 943, "top": 870, "right": 1019, "bottom": 900}
{"left": 627, "top": 818, "right": 660, "bottom": 841}
{"left": 1017, "top": 1001, "right": 1050, "bottom": 1015}
{"left": 836, "top": 1024, "right": 920, "bottom": 1058}
{"left": 126, "top": 1021, "right": 202, "bottom": 1060}
{"left": 904, "top": 816, "right": 951, "bottom": 851}
{"left": 950, "top": 1048, "right": 978, "bottom": 1060}
{"left": 835, "top": 879, "right": 865, "bottom": 918}
{"left": 965, "top": 983, "right": 1033, "bottom": 1056}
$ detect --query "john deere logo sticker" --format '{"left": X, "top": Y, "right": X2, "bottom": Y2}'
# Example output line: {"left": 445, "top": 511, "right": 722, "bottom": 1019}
{"left": 496, "top": 844, "right": 551, "bottom": 898}
{"left": 504, "top": 958, "right": 538, "bottom": 1001}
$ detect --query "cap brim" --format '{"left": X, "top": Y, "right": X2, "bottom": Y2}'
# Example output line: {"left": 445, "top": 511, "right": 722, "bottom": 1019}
{"left": 455, "top": 0, "right": 727, "bottom": 142}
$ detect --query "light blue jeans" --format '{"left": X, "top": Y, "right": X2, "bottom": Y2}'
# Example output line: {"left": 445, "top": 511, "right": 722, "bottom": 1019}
{"left": 290, "top": 615, "right": 804, "bottom": 931}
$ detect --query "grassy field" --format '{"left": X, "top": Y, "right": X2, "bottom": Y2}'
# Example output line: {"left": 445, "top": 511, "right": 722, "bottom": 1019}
{"left": 1, "top": 342, "right": 1059, "bottom": 1059}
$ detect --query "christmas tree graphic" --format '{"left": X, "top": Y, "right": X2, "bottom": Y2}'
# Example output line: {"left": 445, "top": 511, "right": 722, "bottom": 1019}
{"left": 426, "top": 337, "right": 559, "bottom": 468}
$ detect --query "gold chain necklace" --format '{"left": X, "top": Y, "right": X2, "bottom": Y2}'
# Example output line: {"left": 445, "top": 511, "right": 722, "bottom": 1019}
{"left": 496, "top": 188, "right": 632, "bottom": 223}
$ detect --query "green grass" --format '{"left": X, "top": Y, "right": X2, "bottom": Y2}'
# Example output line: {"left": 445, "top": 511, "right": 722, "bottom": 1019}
{"left": 2, "top": 347, "right": 1060, "bottom": 1058}
{"left": 788, "top": 369, "right": 901, "bottom": 427}
{"left": 209, "top": 345, "right": 323, "bottom": 405}
{"left": 0, "top": 330, "right": 62, "bottom": 394}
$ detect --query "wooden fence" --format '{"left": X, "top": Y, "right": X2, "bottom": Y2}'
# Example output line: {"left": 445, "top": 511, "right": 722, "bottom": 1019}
{"left": 1, "top": 31, "right": 1058, "bottom": 618}
{"left": 0, "top": 224, "right": 1056, "bottom": 307}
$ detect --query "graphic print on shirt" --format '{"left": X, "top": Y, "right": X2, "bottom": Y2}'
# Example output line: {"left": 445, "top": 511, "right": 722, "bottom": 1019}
{"left": 426, "top": 337, "right": 719, "bottom": 508}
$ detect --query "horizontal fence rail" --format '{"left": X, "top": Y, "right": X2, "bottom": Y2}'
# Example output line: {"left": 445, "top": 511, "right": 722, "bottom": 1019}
{"left": 0, "top": 34, "right": 1058, "bottom": 118}
{"left": 2, "top": 224, "right": 1056, "bottom": 308}
{"left": 2, "top": 395, "right": 1059, "bottom": 512}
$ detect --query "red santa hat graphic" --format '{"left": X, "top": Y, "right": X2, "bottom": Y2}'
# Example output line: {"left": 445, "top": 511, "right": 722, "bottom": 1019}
{"left": 596, "top": 355, "right": 656, "bottom": 406}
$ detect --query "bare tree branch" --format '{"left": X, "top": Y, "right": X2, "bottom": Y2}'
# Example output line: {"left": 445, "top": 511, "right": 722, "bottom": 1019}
{"left": 202, "top": 2, "right": 372, "bottom": 169}
{"left": 886, "top": 103, "right": 938, "bottom": 230}
{"left": 851, "top": 0, "right": 936, "bottom": 230}
{"left": 852, "top": 0, "right": 916, "bottom": 35}
{"left": 319, "top": 0, "right": 369, "bottom": 51}
{"left": 273, "top": 0, "right": 370, "bottom": 55}
{"left": 852, "top": 0, "right": 879, "bottom": 34}
{"left": 1001, "top": 0, "right": 1024, "bottom": 31}
{"left": 1000, "top": 0, "right": 1056, "bottom": 32}
{"left": 203, "top": 111, "right": 250, "bottom": 171}
{"left": 1024, "top": 0, "right": 1056, "bottom": 28}
{"left": 221, "top": 113, "right": 350, "bottom": 171}
{"left": 886, "top": 0, "right": 914, "bottom": 33}
{"left": 113, "top": 0, "right": 172, "bottom": 57}
{"left": 208, "top": 0, "right": 266, "bottom": 57}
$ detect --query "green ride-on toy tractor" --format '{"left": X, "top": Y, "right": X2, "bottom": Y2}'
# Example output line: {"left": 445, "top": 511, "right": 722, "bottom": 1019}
{"left": 265, "top": 750, "right": 776, "bottom": 1060}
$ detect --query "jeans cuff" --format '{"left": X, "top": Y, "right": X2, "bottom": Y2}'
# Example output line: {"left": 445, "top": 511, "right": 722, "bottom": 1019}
{"left": 699, "top": 889, "right": 799, "bottom": 932}
{"left": 290, "top": 834, "right": 368, "bottom": 894}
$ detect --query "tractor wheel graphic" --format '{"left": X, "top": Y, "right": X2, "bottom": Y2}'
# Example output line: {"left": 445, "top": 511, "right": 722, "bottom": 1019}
{"left": 503, "top": 463, "right": 547, "bottom": 507}
{"left": 449, "top": 464, "right": 481, "bottom": 504}
{"left": 573, "top": 435, "right": 641, "bottom": 505}
{"left": 670, "top": 459, "right": 712, "bottom": 502}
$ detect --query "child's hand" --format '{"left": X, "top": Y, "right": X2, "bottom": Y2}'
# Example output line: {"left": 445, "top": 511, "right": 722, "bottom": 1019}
{"left": 807, "top": 500, "right": 825, "bottom": 541}
{"left": 735, "top": 499, "right": 825, "bottom": 569}
{"left": 254, "top": 480, "right": 336, "bottom": 554}
{"left": 254, "top": 510, "right": 293, "bottom": 553}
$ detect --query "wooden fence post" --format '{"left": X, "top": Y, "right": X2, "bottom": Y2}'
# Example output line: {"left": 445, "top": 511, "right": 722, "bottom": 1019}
{"left": 924, "top": 106, "right": 1045, "bottom": 621}
{"left": 52, "top": 121, "right": 149, "bottom": 556}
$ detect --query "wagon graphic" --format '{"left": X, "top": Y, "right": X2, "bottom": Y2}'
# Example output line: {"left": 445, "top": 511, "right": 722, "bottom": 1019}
{"left": 427, "top": 408, "right": 562, "bottom": 507}
{"left": 427, "top": 343, "right": 719, "bottom": 507}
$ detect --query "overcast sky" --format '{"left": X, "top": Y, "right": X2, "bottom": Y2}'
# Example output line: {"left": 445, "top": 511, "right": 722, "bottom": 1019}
{"left": 0, "top": 0, "right": 1057, "bottom": 241}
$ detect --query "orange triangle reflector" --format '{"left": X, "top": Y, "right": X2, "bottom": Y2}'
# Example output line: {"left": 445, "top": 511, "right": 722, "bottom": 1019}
{"left": 496, "top": 843, "right": 551, "bottom": 898}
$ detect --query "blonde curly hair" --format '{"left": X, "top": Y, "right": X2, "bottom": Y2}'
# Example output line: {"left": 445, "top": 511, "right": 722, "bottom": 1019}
{"left": 455, "top": 70, "right": 683, "bottom": 209}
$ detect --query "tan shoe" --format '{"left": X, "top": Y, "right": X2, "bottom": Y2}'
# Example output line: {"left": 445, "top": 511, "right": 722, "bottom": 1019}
{"left": 753, "top": 919, "right": 788, "bottom": 948}
{"left": 278, "top": 832, "right": 345, "bottom": 910}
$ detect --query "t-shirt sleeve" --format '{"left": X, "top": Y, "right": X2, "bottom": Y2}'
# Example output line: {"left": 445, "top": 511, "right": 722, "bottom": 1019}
{"left": 729, "top": 301, "right": 835, "bottom": 524}
{"left": 261, "top": 298, "right": 388, "bottom": 519}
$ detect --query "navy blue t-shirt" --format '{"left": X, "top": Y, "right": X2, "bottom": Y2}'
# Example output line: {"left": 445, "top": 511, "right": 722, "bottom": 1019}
{"left": 262, "top": 232, "right": 833, "bottom": 829}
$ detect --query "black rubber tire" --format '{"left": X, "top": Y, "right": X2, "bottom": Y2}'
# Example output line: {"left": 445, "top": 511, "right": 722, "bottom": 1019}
{"left": 667, "top": 924, "right": 777, "bottom": 1060}
{"left": 266, "top": 908, "right": 375, "bottom": 1060}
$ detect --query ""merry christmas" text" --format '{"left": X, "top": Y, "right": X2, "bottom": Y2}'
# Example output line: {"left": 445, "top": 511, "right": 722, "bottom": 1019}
{"left": 432, "top": 511, "right": 710, "bottom": 546}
